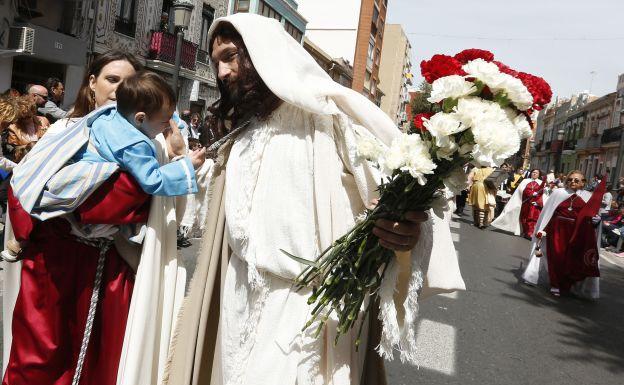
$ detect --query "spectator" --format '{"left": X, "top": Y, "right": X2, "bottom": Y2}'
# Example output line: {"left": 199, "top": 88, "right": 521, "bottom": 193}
{"left": 26, "top": 84, "right": 49, "bottom": 109}
{"left": 180, "top": 109, "right": 191, "bottom": 125}
{"left": 602, "top": 205, "right": 624, "bottom": 249}
{"left": 1, "top": 95, "right": 49, "bottom": 163}
{"left": 39, "top": 77, "right": 68, "bottom": 123}
{"left": 601, "top": 184, "right": 613, "bottom": 214}
{"left": 1, "top": 88, "right": 20, "bottom": 97}
{"left": 202, "top": 114, "right": 217, "bottom": 145}
{"left": 189, "top": 112, "right": 201, "bottom": 139}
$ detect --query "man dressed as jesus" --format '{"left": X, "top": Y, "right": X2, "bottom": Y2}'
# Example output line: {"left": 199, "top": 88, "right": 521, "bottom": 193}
{"left": 163, "top": 13, "right": 464, "bottom": 385}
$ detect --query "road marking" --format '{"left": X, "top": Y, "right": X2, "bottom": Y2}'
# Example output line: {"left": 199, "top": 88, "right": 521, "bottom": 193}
{"left": 415, "top": 319, "right": 456, "bottom": 376}
{"left": 449, "top": 221, "right": 460, "bottom": 229}
{"left": 439, "top": 291, "right": 459, "bottom": 299}
{"left": 451, "top": 232, "right": 460, "bottom": 243}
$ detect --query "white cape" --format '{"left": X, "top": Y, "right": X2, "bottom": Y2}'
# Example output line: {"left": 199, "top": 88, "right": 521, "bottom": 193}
{"left": 491, "top": 178, "right": 542, "bottom": 235}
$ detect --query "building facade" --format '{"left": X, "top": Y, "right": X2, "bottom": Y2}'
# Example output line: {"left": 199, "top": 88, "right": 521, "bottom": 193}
{"left": 228, "top": 0, "right": 307, "bottom": 42}
{"left": 575, "top": 92, "right": 616, "bottom": 178}
{"left": 0, "top": 0, "right": 94, "bottom": 107}
{"left": 303, "top": 37, "right": 353, "bottom": 88}
{"left": 297, "top": 0, "right": 388, "bottom": 105}
{"left": 378, "top": 24, "right": 412, "bottom": 129}
{"left": 95, "top": 0, "right": 229, "bottom": 114}
{"left": 1, "top": 0, "right": 229, "bottom": 115}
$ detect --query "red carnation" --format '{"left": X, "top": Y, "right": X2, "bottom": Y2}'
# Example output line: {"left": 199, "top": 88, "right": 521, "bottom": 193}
{"left": 413, "top": 113, "right": 432, "bottom": 132}
{"left": 517, "top": 72, "right": 552, "bottom": 110}
{"left": 454, "top": 49, "right": 494, "bottom": 64}
{"left": 493, "top": 61, "right": 519, "bottom": 77}
{"left": 420, "top": 55, "right": 466, "bottom": 83}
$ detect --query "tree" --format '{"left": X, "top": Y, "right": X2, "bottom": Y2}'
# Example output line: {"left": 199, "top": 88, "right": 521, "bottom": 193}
{"left": 410, "top": 81, "right": 440, "bottom": 115}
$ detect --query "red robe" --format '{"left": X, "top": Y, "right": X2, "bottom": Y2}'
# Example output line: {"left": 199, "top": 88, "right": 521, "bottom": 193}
{"left": 519, "top": 180, "right": 543, "bottom": 238}
{"left": 3, "top": 172, "right": 151, "bottom": 385}
{"left": 545, "top": 194, "right": 600, "bottom": 293}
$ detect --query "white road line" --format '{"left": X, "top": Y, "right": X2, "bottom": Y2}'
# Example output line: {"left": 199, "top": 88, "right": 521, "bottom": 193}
{"left": 449, "top": 221, "right": 460, "bottom": 229}
{"left": 451, "top": 232, "right": 460, "bottom": 243}
{"left": 415, "top": 319, "right": 457, "bottom": 376}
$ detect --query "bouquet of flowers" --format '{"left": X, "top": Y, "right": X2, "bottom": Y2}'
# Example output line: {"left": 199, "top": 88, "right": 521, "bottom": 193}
{"left": 285, "top": 49, "right": 552, "bottom": 349}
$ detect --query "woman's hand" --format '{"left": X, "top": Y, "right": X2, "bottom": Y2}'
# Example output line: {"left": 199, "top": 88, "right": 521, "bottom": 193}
{"left": 190, "top": 147, "right": 206, "bottom": 169}
{"left": 372, "top": 211, "right": 428, "bottom": 251}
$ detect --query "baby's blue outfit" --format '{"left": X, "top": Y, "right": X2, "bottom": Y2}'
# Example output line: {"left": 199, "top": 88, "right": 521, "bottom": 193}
{"left": 72, "top": 107, "right": 198, "bottom": 196}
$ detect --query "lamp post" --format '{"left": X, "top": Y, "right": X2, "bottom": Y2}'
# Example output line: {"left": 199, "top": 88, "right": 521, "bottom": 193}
{"left": 171, "top": 1, "right": 194, "bottom": 103}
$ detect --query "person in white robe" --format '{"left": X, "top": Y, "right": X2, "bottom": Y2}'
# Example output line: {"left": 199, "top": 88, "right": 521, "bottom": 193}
{"left": 161, "top": 14, "right": 465, "bottom": 385}
{"left": 491, "top": 169, "right": 544, "bottom": 237}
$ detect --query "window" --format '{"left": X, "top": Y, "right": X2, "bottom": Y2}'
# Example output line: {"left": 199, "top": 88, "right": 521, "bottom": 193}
{"left": 260, "top": 1, "right": 282, "bottom": 21}
{"left": 367, "top": 35, "right": 375, "bottom": 69}
{"left": 284, "top": 20, "right": 303, "bottom": 42}
{"left": 199, "top": 5, "right": 215, "bottom": 60}
{"left": 235, "top": 0, "right": 250, "bottom": 12}
{"left": 372, "top": 4, "right": 379, "bottom": 26}
{"left": 115, "top": 0, "right": 137, "bottom": 37}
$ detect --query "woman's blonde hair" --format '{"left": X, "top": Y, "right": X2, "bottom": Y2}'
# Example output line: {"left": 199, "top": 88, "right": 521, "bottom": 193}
{"left": 14, "top": 95, "right": 37, "bottom": 120}
{"left": 0, "top": 97, "right": 18, "bottom": 125}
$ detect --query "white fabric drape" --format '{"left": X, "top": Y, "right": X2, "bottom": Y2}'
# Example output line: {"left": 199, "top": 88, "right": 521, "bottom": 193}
{"left": 491, "top": 178, "right": 542, "bottom": 235}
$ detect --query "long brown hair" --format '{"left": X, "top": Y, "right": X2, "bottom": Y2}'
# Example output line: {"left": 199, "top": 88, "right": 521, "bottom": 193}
{"left": 70, "top": 50, "right": 142, "bottom": 119}
{"left": 208, "top": 22, "right": 281, "bottom": 133}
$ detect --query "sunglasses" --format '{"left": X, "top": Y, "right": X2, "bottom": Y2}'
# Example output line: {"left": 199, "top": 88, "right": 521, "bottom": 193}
{"left": 567, "top": 178, "right": 583, "bottom": 183}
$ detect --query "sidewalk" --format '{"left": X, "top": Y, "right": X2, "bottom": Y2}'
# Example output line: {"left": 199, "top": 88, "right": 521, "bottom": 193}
{"left": 600, "top": 248, "right": 624, "bottom": 269}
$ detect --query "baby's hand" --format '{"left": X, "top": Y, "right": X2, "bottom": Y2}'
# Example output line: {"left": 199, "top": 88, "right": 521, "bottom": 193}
{"left": 190, "top": 147, "right": 206, "bottom": 169}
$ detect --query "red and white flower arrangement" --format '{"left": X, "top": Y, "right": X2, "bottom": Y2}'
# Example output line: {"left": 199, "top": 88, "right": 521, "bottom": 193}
{"left": 286, "top": 49, "right": 552, "bottom": 360}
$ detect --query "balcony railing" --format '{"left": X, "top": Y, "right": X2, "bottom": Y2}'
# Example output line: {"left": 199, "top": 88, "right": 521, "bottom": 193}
{"left": 114, "top": 17, "right": 136, "bottom": 38}
{"left": 148, "top": 31, "right": 198, "bottom": 71}
{"left": 576, "top": 135, "right": 603, "bottom": 150}
{"left": 601, "top": 126, "right": 622, "bottom": 144}
{"left": 563, "top": 140, "right": 576, "bottom": 150}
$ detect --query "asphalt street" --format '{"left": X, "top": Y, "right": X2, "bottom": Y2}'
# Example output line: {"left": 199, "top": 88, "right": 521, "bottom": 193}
{"left": 386, "top": 209, "right": 624, "bottom": 385}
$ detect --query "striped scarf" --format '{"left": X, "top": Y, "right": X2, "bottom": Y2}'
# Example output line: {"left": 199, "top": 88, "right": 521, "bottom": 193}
{"left": 11, "top": 105, "right": 120, "bottom": 221}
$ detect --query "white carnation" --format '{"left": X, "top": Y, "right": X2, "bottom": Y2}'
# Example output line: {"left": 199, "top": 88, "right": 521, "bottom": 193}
{"left": 443, "top": 167, "right": 469, "bottom": 194}
{"left": 423, "top": 112, "right": 467, "bottom": 151}
{"left": 498, "top": 75, "right": 533, "bottom": 110}
{"left": 381, "top": 133, "right": 437, "bottom": 185}
{"left": 462, "top": 59, "right": 501, "bottom": 84}
{"left": 462, "top": 59, "right": 533, "bottom": 111}
{"left": 455, "top": 97, "right": 521, "bottom": 167}
{"left": 513, "top": 113, "right": 533, "bottom": 139}
{"left": 356, "top": 135, "right": 383, "bottom": 162}
{"left": 427, "top": 75, "right": 477, "bottom": 103}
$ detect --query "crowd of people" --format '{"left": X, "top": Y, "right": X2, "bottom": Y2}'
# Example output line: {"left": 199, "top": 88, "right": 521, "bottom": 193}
{"left": 457, "top": 161, "right": 620, "bottom": 300}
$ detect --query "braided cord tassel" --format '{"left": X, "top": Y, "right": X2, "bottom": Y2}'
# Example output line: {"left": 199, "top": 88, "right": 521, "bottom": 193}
{"left": 71, "top": 240, "right": 110, "bottom": 385}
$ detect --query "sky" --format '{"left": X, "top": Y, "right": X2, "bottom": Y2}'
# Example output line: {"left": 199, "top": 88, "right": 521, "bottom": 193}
{"left": 386, "top": 0, "right": 623, "bottom": 100}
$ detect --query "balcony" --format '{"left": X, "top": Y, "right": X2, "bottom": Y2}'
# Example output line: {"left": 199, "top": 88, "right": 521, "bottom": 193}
{"left": 601, "top": 126, "right": 622, "bottom": 145}
{"left": 576, "top": 135, "right": 602, "bottom": 151}
{"left": 563, "top": 140, "right": 576, "bottom": 151}
{"left": 148, "top": 31, "right": 198, "bottom": 71}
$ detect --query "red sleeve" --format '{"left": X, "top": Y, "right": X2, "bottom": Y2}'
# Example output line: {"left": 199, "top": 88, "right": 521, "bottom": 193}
{"left": 9, "top": 172, "right": 151, "bottom": 242}
{"left": 8, "top": 187, "right": 36, "bottom": 242}
{"left": 75, "top": 171, "right": 151, "bottom": 225}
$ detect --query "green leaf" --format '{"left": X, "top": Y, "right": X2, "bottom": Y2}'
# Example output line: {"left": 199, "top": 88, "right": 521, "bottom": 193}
{"left": 280, "top": 249, "right": 319, "bottom": 268}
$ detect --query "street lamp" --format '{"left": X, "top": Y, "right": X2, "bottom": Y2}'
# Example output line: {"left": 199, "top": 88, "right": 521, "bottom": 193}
{"left": 171, "top": 0, "right": 194, "bottom": 103}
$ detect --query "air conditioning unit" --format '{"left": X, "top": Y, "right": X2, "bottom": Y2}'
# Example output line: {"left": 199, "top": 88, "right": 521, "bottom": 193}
{"left": 8, "top": 26, "right": 35, "bottom": 54}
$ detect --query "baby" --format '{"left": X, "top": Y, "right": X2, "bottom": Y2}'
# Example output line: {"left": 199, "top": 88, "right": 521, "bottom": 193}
{"left": 5, "top": 71, "right": 206, "bottom": 259}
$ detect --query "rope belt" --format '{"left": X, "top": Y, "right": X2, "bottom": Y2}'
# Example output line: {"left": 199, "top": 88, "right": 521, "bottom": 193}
{"left": 71, "top": 237, "right": 113, "bottom": 385}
